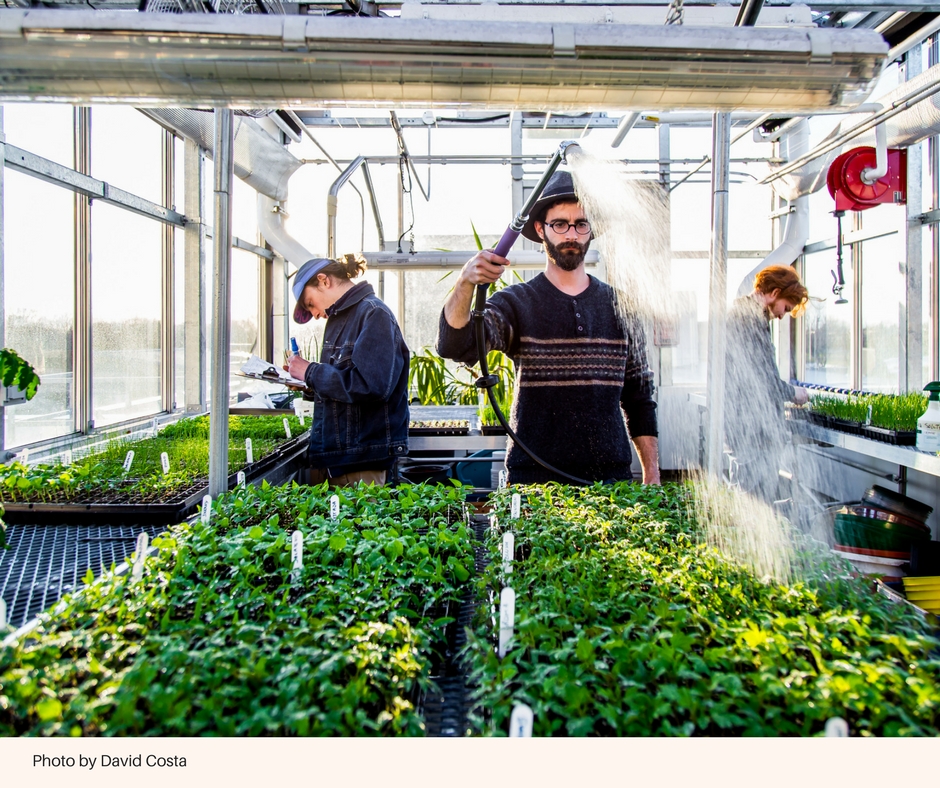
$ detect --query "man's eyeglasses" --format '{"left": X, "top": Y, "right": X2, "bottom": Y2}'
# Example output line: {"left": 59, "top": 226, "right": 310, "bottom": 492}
{"left": 544, "top": 219, "right": 592, "bottom": 235}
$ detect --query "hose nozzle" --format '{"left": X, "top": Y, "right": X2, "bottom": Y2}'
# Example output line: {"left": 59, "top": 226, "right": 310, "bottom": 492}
{"left": 558, "top": 139, "right": 581, "bottom": 164}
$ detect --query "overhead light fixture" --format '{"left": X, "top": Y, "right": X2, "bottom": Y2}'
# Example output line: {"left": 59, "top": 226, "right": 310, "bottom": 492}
{"left": 0, "top": 11, "right": 887, "bottom": 112}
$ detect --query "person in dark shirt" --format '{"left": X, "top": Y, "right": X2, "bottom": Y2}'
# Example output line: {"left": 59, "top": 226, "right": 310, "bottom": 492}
{"left": 724, "top": 264, "right": 809, "bottom": 501}
{"left": 437, "top": 171, "right": 659, "bottom": 485}
{"left": 287, "top": 254, "right": 409, "bottom": 487}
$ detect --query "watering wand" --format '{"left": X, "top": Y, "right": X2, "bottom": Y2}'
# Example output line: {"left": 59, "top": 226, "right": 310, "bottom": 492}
{"left": 473, "top": 140, "right": 591, "bottom": 485}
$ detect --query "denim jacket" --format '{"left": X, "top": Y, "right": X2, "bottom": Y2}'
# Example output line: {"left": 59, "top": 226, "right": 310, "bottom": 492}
{"left": 302, "top": 282, "right": 410, "bottom": 470}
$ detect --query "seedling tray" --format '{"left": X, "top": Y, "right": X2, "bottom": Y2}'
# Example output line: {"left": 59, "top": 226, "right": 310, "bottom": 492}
{"left": 1, "top": 435, "right": 308, "bottom": 524}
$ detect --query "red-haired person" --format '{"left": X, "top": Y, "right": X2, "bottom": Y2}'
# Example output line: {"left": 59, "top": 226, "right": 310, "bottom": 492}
{"left": 724, "top": 265, "right": 809, "bottom": 502}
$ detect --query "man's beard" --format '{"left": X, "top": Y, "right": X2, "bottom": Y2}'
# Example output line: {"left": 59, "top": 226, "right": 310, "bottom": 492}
{"left": 544, "top": 234, "right": 589, "bottom": 272}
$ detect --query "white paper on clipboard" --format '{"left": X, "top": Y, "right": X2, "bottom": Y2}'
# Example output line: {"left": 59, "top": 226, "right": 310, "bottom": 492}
{"left": 238, "top": 354, "right": 307, "bottom": 388}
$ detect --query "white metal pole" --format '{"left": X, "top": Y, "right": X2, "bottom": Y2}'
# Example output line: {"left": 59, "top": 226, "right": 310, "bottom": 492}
{"left": 705, "top": 111, "right": 731, "bottom": 478}
{"left": 209, "top": 109, "right": 234, "bottom": 498}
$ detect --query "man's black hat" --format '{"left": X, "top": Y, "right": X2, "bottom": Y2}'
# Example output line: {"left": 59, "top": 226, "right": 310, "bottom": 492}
{"left": 520, "top": 170, "right": 581, "bottom": 242}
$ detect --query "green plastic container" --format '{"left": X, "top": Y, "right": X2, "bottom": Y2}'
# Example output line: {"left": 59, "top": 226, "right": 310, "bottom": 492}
{"left": 835, "top": 512, "right": 931, "bottom": 553}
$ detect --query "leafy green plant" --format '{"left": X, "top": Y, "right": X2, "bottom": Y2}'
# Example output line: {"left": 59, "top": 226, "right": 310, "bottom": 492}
{"left": 465, "top": 482, "right": 940, "bottom": 737}
{"left": 809, "top": 391, "right": 927, "bottom": 432}
{"left": 0, "top": 480, "right": 475, "bottom": 736}
{"left": 0, "top": 414, "right": 310, "bottom": 509}
{"left": 0, "top": 348, "right": 41, "bottom": 402}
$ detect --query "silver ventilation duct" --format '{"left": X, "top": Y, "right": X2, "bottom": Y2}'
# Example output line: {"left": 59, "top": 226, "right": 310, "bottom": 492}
{"left": 767, "top": 62, "right": 940, "bottom": 201}
{"left": 140, "top": 108, "right": 301, "bottom": 201}
{"left": 0, "top": 10, "right": 886, "bottom": 112}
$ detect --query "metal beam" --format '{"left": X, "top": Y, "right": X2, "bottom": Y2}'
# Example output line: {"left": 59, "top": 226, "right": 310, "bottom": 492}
{"left": 208, "top": 109, "right": 234, "bottom": 499}
{"left": 0, "top": 12, "right": 887, "bottom": 112}
{"left": 903, "top": 45, "right": 924, "bottom": 394}
{"left": 161, "top": 128, "right": 176, "bottom": 415}
{"left": 3, "top": 144, "right": 185, "bottom": 227}
{"left": 705, "top": 111, "right": 730, "bottom": 479}
{"left": 74, "top": 107, "right": 93, "bottom": 434}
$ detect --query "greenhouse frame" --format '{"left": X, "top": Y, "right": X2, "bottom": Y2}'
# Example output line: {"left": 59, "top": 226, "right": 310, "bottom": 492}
{"left": 1, "top": 0, "right": 940, "bottom": 746}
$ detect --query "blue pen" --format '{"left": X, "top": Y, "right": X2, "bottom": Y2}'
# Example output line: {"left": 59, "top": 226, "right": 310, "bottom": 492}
{"left": 290, "top": 337, "right": 300, "bottom": 356}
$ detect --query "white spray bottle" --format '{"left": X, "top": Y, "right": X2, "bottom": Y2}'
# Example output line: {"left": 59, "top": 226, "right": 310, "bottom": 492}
{"left": 916, "top": 382, "right": 940, "bottom": 453}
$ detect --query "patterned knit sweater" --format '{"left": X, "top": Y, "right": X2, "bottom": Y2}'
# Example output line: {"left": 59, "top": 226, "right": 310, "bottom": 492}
{"left": 437, "top": 273, "right": 657, "bottom": 484}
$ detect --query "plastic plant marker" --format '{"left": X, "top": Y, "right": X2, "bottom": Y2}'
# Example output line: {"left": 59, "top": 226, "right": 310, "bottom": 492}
{"left": 298, "top": 413, "right": 305, "bottom": 427}
{"left": 866, "top": 405, "right": 873, "bottom": 426}
{"left": 509, "top": 704, "right": 534, "bottom": 737}
{"left": 825, "top": 718, "right": 849, "bottom": 737}
{"left": 131, "top": 532, "right": 149, "bottom": 585}
{"left": 0, "top": 599, "right": 6, "bottom": 630}
{"left": 330, "top": 494, "right": 340, "bottom": 521}
{"left": 283, "top": 418, "right": 291, "bottom": 439}
{"left": 237, "top": 471, "right": 246, "bottom": 486}
{"left": 245, "top": 438, "right": 253, "bottom": 464}
{"left": 160, "top": 452, "right": 170, "bottom": 475}
{"left": 511, "top": 493, "right": 520, "bottom": 520}
{"left": 498, "top": 586, "right": 516, "bottom": 658}
{"left": 490, "top": 515, "right": 499, "bottom": 534}
{"left": 201, "top": 495, "right": 212, "bottom": 524}
{"left": 502, "top": 531, "right": 515, "bottom": 575}
{"left": 63, "top": 449, "right": 72, "bottom": 466}
{"left": 20, "top": 448, "right": 28, "bottom": 464}
{"left": 498, "top": 470, "right": 507, "bottom": 489}
{"left": 123, "top": 450, "right": 135, "bottom": 473}
{"left": 291, "top": 530, "right": 303, "bottom": 584}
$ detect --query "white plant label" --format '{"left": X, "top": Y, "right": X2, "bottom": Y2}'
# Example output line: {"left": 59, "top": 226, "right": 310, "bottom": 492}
{"left": 511, "top": 493, "right": 520, "bottom": 520}
{"left": 237, "top": 471, "right": 246, "bottom": 486}
{"left": 498, "top": 470, "right": 507, "bottom": 489}
{"left": 131, "top": 532, "right": 149, "bottom": 585}
{"left": 0, "top": 598, "right": 6, "bottom": 630}
{"left": 509, "top": 704, "right": 534, "bottom": 738}
{"left": 298, "top": 413, "right": 305, "bottom": 427}
{"left": 63, "top": 449, "right": 72, "bottom": 466}
{"left": 201, "top": 495, "right": 212, "bottom": 524}
{"left": 489, "top": 515, "right": 498, "bottom": 534}
{"left": 19, "top": 448, "right": 28, "bottom": 464}
{"left": 283, "top": 418, "right": 292, "bottom": 439}
{"left": 865, "top": 405, "right": 873, "bottom": 426}
{"left": 498, "top": 586, "right": 516, "bottom": 658}
{"left": 291, "top": 530, "right": 304, "bottom": 583}
{"left": 330, "top": 494, "right": 340, "bottom": 521}
{"left": 502, "top": 531, "right": 515, "bottom": 575}
{"left": 825, "top": 717, "right": 849, "bottom": 737}
{"left": 245, "top": 438, "right": 253, "bottom": 464}
{"left": 151, "top": 418, "right": 158, "bottom": 435}
{"left": 123, "top": 450, "right": 135, "bottom": 473}
{"left": 160, "top": 452, "right": 170, "bottom": 475}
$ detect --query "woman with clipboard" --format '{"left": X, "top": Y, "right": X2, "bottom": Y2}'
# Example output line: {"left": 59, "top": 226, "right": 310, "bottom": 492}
{"left": 286, "top": 254, "right": 410, "bottom": 487}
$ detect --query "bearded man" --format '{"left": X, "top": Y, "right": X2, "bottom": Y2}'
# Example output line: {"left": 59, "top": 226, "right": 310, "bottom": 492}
{"left": 436, "top": 171, "right": 659, "bottom": 485}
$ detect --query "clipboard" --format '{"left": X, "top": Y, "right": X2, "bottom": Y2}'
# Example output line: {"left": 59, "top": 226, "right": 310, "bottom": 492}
{"left": 236, "top": 370, "right": 308, "bottom": 388}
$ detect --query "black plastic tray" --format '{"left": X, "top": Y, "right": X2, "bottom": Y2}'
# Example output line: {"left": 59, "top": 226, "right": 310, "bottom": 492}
{"left": 1, "top": 435, "right": 308, "bottom": 524}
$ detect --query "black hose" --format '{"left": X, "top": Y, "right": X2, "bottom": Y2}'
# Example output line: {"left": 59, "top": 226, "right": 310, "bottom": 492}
{"left": 472, "top": 285, "right": 590, "bottom": 486}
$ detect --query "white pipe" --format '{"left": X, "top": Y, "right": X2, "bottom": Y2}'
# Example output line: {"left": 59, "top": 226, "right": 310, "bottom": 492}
{"left": 257, "top": 194, "right": 317, "bottom": 272}
{"left": 611, "top": 112, "right": 640, "bottom": 148}
{"left": 738, "top": 120, "right": 810, "bottom": 297}
{"left": 861, "top": 119, "right": 888, "bottom": 185}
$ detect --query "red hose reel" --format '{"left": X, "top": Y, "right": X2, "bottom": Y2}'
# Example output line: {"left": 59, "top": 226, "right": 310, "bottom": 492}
{"left": 826, "top": 146, "right": 907, "bottom": 212}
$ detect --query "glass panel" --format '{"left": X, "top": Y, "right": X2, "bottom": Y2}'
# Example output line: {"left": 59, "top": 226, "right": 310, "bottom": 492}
{"left": 90, "top": 106, "right": 162, "bottom": 206}
{"left": 3, "top": 170, "right": 75, "bottom": 447}
{"left": 802, "top": 248, "right": 853, "bottom": 387}
{"left": 175, "top": 226, "right": 186, "bottom": 412}
{"left": 91, "top": 203, "right": 162, "bottom": 427}
{"left": 233, "top": 176, "right": 259, "bottom": 247}
{"left": 230, "top": 248, "right": 260, "bottom": 401}
{"left": 3, "top": 104, "right": 73, "bottom": 168}
{"left": 860, "top": 234, "right": 902, "bottom": 393}
{"left": 670, "top": 258, "right": 708, "bottom": 385}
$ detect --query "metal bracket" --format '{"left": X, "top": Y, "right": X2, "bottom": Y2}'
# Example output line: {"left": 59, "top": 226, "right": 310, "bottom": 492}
{"left": 807, "top": 29, "right": 834, "bottom": 63}
{"left": 282, "top": 17, "right": 308, "bottom": 52}
{"left": 552, "top": 25, "right": 577, "bottom": 58}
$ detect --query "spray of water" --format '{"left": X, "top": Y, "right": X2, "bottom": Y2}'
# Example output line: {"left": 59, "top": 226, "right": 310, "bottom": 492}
{"left": 565, "top": 145, "right": 837, "bottom": 584}
{"left": 566, "top": 147, "right": 673, "bottom": 325}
